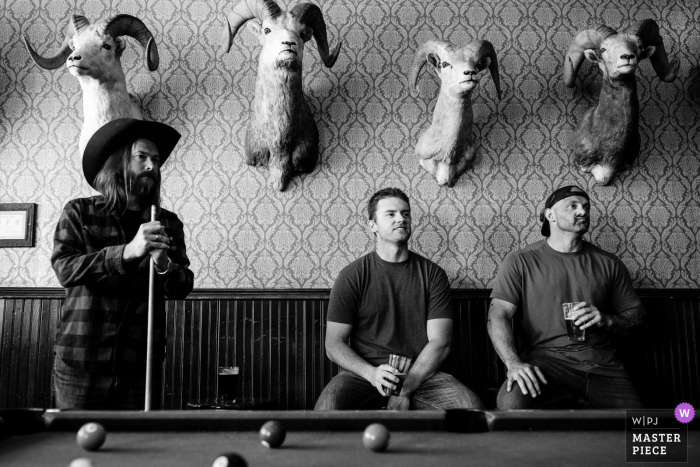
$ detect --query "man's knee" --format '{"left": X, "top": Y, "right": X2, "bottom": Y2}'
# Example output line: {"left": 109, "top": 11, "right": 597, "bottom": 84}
{"left": 497, "top": 381, "right": 537, "bottom": 410}
{"left": 314, "top": 372, "right": 378, "bottom": 410}
{"left": 413, "top": 372, "right": 485, "bottom": 410}
{"left": 314, "top": 376, "right": 346, "bottom": 410}
{"left": 314, "top": 388, "right": 339, "bottom": 410}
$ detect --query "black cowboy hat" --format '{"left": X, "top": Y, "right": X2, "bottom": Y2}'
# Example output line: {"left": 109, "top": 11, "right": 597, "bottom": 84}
{"left": 82, "top": 118, "right": 181, "bottom": 188}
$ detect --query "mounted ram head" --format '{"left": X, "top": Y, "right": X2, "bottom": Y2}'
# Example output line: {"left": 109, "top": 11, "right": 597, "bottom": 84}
{"left": 221, "top": 0, "right": 341, "bottom": 191}
{"left": 411, "top": 39, "right": 501, "bottom": 187}
{"left": 564, "top": 19, "right": 679, "bottom": 185}
{"left": 23, "top": 14, "right": 159, "bottom": 157}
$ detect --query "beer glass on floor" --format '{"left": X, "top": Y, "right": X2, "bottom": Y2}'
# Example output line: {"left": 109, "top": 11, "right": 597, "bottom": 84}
{"left": 217, "top": 366, "right": 239, "bottom": 403}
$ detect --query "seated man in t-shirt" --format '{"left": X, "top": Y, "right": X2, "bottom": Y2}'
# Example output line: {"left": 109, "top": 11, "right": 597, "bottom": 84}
{"left": 315, "top": 187, "right": 484, "bottom": 411}
{"left": 488, "top": 185, "right": 645, "bottom": 409}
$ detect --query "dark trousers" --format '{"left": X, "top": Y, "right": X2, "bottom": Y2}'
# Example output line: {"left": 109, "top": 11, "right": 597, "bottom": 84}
{"left": 315, "top": 369, "right": 485, "bottom": 410}
{"left": 497, "top": 354, "right": 643, "bottom": 409}
{"left": 52, "top": 354, "right": 162, "bottom": 410}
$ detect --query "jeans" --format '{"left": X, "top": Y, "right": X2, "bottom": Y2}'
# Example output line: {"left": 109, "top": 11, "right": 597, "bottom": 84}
{"left": 315, "top": 370, "right": 485, "bottom": 410}
{"left": 497, "top": 354, "right": 643, "bottom": 409}
{"left": 52, "top": 354, "right": 161, "bottom": 410}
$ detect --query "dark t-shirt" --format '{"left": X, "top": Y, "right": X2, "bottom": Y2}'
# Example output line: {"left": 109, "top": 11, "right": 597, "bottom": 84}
{"left": 327, "top": 251, "right": 453, "bottom": 367}
{"left": 119, "top": 209, "right": 144, "bottom": 243}
{"left": 490, "top": 240, "right": 642, "bottom": 376}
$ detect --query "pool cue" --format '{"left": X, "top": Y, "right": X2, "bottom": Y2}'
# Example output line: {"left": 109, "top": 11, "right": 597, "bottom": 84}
{"left": 145, "top": 204, "right": 156, "bottom": 412}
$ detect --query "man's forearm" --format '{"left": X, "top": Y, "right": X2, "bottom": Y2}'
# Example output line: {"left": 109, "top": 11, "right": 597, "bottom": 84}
{"left": 487, "top": 313, "right": 522, "bottom": 369}
{"left": 52, "top": 244, "right": 126, "bottom": 287}
{"left": 605, "top": 304, "right": 645, "bottom": 336}
{"left": 326, "top": 340, "right": 375, "bottom": 381}
{"left": 400, "top": 339, "right": 450, "bottom": 395}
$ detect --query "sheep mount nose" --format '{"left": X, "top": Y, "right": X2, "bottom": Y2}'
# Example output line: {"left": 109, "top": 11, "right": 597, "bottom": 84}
{"left": 282, "top": 41, "right": 296, "bottom": 47}
{"left": 69, "top": 53, "right": 82, "bottom": 62}
{"left": 463, "top": 70, "right": 478, "bottom": 76}
{"left": 620, "top": 54, "right": 635, "bottom": 60}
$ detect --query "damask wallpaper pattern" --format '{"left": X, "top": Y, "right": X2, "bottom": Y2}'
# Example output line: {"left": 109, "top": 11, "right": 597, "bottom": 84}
{"left": 0, "top": 0, "right": 698, "bottom": 288}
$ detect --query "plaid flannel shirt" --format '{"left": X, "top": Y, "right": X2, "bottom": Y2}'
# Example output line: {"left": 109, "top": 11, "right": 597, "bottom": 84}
{"left": 51, "top": 196, "right": 194, "bottom": 373}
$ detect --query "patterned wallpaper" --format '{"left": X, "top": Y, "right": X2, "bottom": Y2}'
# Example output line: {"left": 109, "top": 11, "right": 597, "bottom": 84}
{"left": 0, "top": 0, "right": 699, "bottom": 289}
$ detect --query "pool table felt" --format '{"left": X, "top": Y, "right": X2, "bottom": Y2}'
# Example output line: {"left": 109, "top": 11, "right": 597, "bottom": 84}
{"left": 1, "top": 429, "right": 698, "bottom": 467}
{"left": 0, "top": 410, "right": 697, "bottom": 467}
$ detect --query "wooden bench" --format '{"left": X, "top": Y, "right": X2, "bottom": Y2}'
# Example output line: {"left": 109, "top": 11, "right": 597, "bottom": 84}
{"left": 1, "top": 288, "right": 698, "bottom": 410}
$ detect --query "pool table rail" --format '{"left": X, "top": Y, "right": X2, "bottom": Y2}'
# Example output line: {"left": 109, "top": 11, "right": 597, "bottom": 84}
{"left": 0, "top": 408, "right": 635, "bottom": 436}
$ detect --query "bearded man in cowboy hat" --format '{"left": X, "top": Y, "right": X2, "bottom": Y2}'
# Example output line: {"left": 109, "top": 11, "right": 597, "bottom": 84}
{"left": 51, "top": 118, "right": 194, "bottom": 410}
{"left": 487, "top": 186, "right": 645, "bottom": 409}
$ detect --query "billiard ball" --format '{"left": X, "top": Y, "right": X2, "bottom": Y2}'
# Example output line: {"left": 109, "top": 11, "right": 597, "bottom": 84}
{"left": 362, "top": 423, "right": 390, "bottom": 452}
{"left": 67, "top": 458, "right": 97, "bottom": 467}
{"left": 212, "top": 452, "right": 248, "bottom": 467}
{"left": 259, "top": 420, "right": 286, "bottom": 448}
{"left": 76, "top": 422, "right": 106, "bottom": 451}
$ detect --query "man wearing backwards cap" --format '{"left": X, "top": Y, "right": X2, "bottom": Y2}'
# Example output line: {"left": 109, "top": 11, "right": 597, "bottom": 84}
{"left": 488, "top": 186, "right": 644, "bottom": 409}
{"left": 51, "top": 118, "right": 194, "bottom": 410}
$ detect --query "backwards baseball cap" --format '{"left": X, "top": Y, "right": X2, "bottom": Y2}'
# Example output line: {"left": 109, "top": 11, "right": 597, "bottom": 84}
{"left": 539, "top": 185, "right": 590, "bottom": 237}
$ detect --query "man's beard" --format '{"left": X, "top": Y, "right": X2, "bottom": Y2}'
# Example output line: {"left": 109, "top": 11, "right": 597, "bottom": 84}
{"left": 559, "top": 215, "right": 590, "bottom": 234}
{"left": 128, "top": 170, "right": 157, "bottom": 197}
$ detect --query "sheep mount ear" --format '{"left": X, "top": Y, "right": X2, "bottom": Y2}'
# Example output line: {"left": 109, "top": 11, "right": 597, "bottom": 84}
{"left": 478, "top": 56, "right": 492, "bottom": 72}
{"left": 248, "top": 20, "right": 262, "bottom": 37}
{"left": 640, "top": 45, "right": 656, "bottom": 60}
{"left": 427, "top": 53, "right": 441, "bottom": 74}
{"left": 301, "top": 26, "right": 313, "bottom": 43}
{"left": 583, "top": 49, "right": 601, "bottom": 63}
{"left": 113, "top": 37, "right": 127, "bottom": 57}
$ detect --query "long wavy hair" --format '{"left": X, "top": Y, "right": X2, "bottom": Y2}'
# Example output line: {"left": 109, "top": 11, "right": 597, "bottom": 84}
{"left": 93, "top": 142, "right": 161, "bottom": 221}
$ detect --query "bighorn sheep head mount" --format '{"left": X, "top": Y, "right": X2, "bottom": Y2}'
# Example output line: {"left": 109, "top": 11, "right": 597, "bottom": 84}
{"left": 411, "top": 40, "right": 501, "bottom": 187}
{"left": 222, "top": 0, "right": 341, "bottom": 192}
{"left": 23, "top": 14, "right": 159, "bottom": 156}
{"left": 564, "top": 19, "right": 679, "bottom": 185}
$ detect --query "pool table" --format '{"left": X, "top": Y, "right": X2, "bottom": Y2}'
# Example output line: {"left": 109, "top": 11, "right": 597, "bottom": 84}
{"left": 0, "top": 409, "right": 697, "bottom": 466}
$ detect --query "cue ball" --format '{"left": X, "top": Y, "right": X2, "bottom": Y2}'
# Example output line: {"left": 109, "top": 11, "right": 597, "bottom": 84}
{"left": 76, "top": 422, "right": 106, "bottom": 451}
{"left": 67, "top": 459, "right": 97, "bottom": 467}
{"left": 259, "top": 420, "right": 286, "bottom": 448}
{"left": 212, "top": 452, "right": 248, "bottom": 467}
{"left": 363, "top": 423, "right": 390, "bottom": 452}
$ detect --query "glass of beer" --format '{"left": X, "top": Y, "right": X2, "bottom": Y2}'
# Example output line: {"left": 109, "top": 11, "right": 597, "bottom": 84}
{"left": 562, "top": 302, "right": 585, "bottom": 341}
{"left": 388, "top": 354, "right": 412, "bottom": 396}
{"left": 217, "top": 366, "right": 239, "bottom": 403}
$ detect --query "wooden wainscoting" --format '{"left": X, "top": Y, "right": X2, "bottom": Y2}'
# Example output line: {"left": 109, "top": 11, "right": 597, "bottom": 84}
{"left": 0, "top": 288, "right": 698, "bottom": 410}
{"left": 162, "top": 290, "right": 338, "bottom": 410}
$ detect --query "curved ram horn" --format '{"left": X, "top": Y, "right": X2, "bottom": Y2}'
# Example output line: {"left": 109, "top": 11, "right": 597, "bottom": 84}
{"left": 563, "top": 25, "right": 617, "bottom": 87}
{"left": 409, "top": 40, "right": 447, "bottom": 96}
{"left": 22, "top": 15, "right": 81, "bottom": 70}
{"left": 290, "top": 3, "right": 341, "bottom": 68}
{"left": 222, "top": 0, "right": 281, "bottom": 53}
{"left": 627, "top": 19, "right": 679, "bottom": 82}
{"left": 104, "top": 14, "right": 159, "bottom": 71}
{"left": 471, "top": 40, "right": 502, "bottom": 99}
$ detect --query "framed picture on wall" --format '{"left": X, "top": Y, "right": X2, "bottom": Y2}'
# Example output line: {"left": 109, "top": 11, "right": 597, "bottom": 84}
{"left": 0, "top": 203, "right": 37, "bottom": 247}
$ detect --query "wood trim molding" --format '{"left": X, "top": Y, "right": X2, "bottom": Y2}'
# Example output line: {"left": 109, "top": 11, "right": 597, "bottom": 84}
{"left": 1, "top": 288, "right": 699, "bottom": 299}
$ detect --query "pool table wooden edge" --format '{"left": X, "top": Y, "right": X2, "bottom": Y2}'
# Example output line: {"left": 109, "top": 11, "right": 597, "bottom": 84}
{"left": 1, "top": 409, "right": 630, "bottom": 434}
